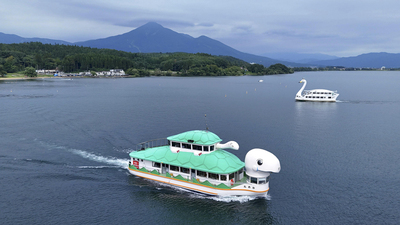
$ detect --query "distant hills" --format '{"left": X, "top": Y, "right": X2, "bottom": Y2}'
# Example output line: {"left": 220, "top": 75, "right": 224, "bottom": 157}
{"left": 0, "top": 32, "right": 70, "bottom": 45}
{"left": 308, "top": 52, "right": 400, "bottom": 68}
{"left": 0, "top": 23, "right": 292, "bottom": 67}
{"left": 1, "top": 22, "right": 400, "bottom": 68}
{"left": 262, "top": 52, "right": 339, "bottom": 64}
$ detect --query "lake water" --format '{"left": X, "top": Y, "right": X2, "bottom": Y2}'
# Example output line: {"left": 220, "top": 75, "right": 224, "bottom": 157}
{"left": 1, "top": 71, "right": 399, "bottom": 224}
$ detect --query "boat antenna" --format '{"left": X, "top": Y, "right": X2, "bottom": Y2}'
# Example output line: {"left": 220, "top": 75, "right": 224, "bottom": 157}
{"left": 204, "top": 114, "right": 209, "bottom": 131}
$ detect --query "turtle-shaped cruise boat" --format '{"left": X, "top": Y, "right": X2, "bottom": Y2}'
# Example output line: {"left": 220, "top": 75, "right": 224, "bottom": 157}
{"left": 128, "top": 130, "right": 280, "bottom": 196}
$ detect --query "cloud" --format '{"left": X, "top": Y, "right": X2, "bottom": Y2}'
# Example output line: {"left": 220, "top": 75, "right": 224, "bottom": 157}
{"left": 197, "top": 23, "right": 214, "bottom": 27}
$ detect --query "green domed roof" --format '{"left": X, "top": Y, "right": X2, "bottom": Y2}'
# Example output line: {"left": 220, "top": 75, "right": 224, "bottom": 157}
{"left": 129, "top": 146, "right": 244, "bottom": 174}
{"left": 167, "top": 130, "right": 222, "bottom": 145}
{"left": 130, "top": 130, "right": 243, "bottom": 174}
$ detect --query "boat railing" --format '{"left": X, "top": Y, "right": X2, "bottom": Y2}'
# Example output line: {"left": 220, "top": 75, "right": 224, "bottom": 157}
{"left": 136, "top": 138, "right": 169, "bottom": 151}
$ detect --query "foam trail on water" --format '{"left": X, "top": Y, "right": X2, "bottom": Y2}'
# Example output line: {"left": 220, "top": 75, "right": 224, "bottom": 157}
{"left": 77, "top": 166, "right": 120, "bottom": 169}
{"left": 34, "top": 140, "right": 129, "bottom": 169}
{"left": 71, "top": 149, "right": 128, "bottom": 169}
{"left": 195, "top": 194, "right": 270, "bottom": 203}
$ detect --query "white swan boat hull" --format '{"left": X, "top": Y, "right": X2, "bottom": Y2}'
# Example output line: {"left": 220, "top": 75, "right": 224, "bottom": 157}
{"left": 296, "top": 79, "right": 339, "bottom": 102}
{"left": 295, "top": 91, "right": 339, "bottom": 102}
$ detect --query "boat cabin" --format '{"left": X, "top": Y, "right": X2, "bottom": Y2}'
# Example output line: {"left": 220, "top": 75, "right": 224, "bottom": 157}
{"left": 129, "top": 130, "right": 246, "bottom": 187}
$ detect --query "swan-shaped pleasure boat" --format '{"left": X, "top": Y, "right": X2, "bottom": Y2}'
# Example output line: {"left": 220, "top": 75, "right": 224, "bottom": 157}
{"left": 128, "top": 130, "right": 280, "bottom": 196}
{"left": 295, "top": 78, "right": 339, "bottom": 102}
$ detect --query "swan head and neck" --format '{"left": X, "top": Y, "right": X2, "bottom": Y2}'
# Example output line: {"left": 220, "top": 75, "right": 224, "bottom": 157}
{"left": 296, "top": 78, "right": 307, "bottom": 96}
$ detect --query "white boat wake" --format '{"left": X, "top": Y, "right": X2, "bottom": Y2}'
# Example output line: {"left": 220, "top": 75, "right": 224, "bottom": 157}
{"left": 193, "top": 193, "right": 271, "bottom": 203}
{"left": 70, "top": 149, "right": 128, "bottom": 169}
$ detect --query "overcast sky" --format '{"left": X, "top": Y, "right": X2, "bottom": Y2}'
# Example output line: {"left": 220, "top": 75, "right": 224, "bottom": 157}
{"left": 1, "top": 0, "right": 399, "bottom": 57}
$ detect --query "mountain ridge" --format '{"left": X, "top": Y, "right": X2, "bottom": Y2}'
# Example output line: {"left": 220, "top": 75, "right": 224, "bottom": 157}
{"left": 309, "top": 52, "right": 400, "bottom": 68}
{"left": 0, "top": 32, "right": 70, "bottom": 45}
{"left": 73, "top": 22, "right": 296, "bottom": 67}
{"left": 1, "top": 22, "right": 400, "bottom": 68}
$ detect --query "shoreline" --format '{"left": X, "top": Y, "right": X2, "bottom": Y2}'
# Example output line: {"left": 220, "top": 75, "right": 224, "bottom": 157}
{"left": 0, "top": 77, "right": 50, "bottom": 80}
{"left": 0, "top": 77, "right": 68, "bottom": 80}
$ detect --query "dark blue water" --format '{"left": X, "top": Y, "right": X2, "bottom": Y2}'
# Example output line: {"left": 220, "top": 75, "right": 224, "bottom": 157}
{"left": 1, "top": 71, "right": 399, "bottom": 224}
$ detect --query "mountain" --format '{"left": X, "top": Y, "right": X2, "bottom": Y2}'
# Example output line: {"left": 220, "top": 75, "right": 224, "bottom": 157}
{"left": 0, "top": 32, "right": 70, "bottom": 45}
{"left": 309, "top": 52, "right": 400, "bottom": 68}
{"left": 1, "top": 23, "right": 298, "bottom": 67}
{"left": 9, "top": 23, "right": 400, "bottom": 68}
{"left": 262, "top": 52, "right": 339, "bottom": 64}
{"left": 74, "top": 22, "right": 298, "bottom": 67}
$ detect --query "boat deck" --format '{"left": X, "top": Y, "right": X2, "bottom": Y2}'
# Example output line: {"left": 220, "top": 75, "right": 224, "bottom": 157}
{"left": 128, "top": 164, "right": 247, "bottom": 189}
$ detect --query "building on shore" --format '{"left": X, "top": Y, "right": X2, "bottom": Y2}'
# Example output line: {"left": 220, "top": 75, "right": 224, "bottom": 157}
{"left": 95, "top": 69, "right": 125, "bottom": 76}
{"left": 36, "top": 69, "right": 125, "bottom": 77}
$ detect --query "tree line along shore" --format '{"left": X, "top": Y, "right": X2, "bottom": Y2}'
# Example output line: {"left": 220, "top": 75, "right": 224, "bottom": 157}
{"left": 0, "top": 42, "right": 293, "bottom": 78}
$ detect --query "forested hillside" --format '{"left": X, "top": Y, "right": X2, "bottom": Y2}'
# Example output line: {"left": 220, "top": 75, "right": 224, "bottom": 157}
{"left": 0, "top": 42, "right": 292, "bottom": 76}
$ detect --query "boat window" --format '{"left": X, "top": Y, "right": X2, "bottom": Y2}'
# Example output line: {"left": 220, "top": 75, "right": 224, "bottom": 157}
{"left": 220, "top": 174, "right": 227, "bottom": 181}
{"left": 239, "top": 168, "right": 244, "bottom": 175}
{"left": 208, "top": 172, "right": 218, "bottom": 180}
{"left": 171, "top": 142, "right": 181, "bottom": 147}
{"left": 153, "top": 162, "right": 161, "bottom": 168}
{"left": 210, "top": 145, "right": 214, "bottom": 151}
{"left": 251, "top": 177, "right": 257, "bottom": 184}
{"left": 192, "top": 145, "right": 202, "bottom": 150}
{"left": 197, "top": 170, "right": 207, "bottom": 177}
{"left": 182, "top": 143, "right": 191, "bottom": 149}
{"left": 180, "top": 167, "right": 189, "bottom": 174}
{"left": 328, "top": 97, "right": 331, "bottom": 99}
{"left": 170, "top": 165, "right": 179, "bottom": 172}
{"left": 203, "top": 146, "right": 209, "bottom": 152}
{"left": 258, "top": 177, "right": 266, "bottom": 184}
{"left": 229, "top": 173, "right": 234, "bottom": 180}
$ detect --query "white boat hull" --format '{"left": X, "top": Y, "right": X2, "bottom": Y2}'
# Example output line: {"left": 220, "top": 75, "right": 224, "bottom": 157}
{"left": 128, "top": 167, "right": 269, "bottom": 197}
{"left": 295, "top": 95, "right": 338, "bottom": 102}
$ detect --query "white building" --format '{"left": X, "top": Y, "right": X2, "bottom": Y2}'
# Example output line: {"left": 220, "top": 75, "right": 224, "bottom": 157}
{"left": 95, "top": 69, "right": 125, "bottom": 76}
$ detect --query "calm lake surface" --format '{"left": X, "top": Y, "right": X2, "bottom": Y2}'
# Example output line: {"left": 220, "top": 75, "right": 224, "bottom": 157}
{"left": 1, "top": 71, "right": 399, "bottom": 224}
